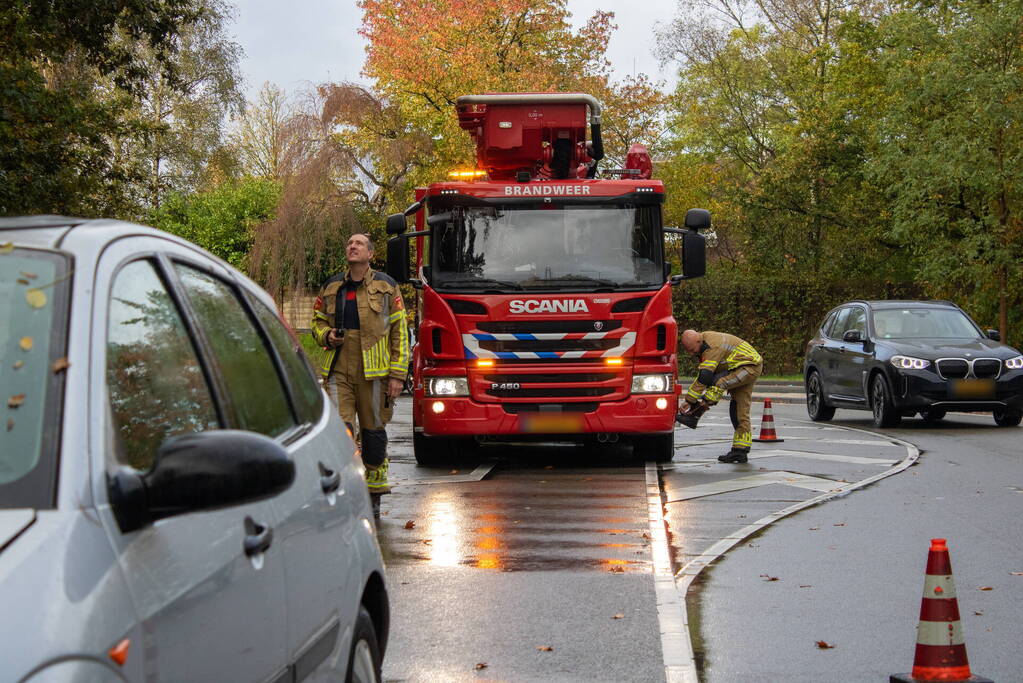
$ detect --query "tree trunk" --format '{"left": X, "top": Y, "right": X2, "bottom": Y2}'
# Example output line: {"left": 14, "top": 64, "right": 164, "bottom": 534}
{"left": 999, "top": 266, "right": 1008, "bottom": 345}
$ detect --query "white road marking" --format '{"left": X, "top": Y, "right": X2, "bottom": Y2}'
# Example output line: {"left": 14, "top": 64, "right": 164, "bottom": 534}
{"left": 646, "top": 461, "right": 698, "bottom": 683}
{"left": 748, "top": 449, "right": 898, "bottom": 465}
{"left": 398, "top": 461, "right": 497, "bottom": 486}
{"left": 665, "top": 471, "right": 842, "bottom": 502}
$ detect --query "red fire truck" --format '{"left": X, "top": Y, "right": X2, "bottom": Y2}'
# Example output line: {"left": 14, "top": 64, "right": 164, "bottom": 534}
{"left": 385, "top": 93, "right": 709, "bottom": 465}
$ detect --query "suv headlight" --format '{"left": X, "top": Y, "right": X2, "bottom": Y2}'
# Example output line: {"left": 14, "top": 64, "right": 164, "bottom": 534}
{"left": 890, "top": 355, "right": 930, "bottom": 370}
{"left": 631, "top": 373, "right": 673, "bottom": 394}
{"left": 1006, "top": 355, "right": 1023, "bottom": 370}
{"left": 425, "top": 377, "right": 469, "bottom": 397}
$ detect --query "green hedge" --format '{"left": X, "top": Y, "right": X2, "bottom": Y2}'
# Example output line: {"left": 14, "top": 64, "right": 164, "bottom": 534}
{"left": 671, "top": 272, "right": 922, "bottom": 375}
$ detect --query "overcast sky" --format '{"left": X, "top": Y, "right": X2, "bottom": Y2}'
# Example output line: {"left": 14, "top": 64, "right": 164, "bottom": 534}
{"left": 230, "top": 0, "right": 682, "bottom": 101}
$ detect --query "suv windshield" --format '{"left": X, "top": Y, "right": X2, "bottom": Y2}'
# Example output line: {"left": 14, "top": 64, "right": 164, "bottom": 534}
{"left": 0, "top": 248, "right": 70, "bottom": 508}
{"left": 432, "top": 204, "right": 663, "bottom": 291}
{"left": 872, "top": 308, "right": 981, "bottom": 339}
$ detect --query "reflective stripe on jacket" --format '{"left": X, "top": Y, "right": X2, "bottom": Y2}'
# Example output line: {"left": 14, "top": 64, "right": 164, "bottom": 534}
{"left": 685, "top": 331, "right": 762, "bottom": 403}
{"left": 311, "top": 267, "right": 410, "bottom": 380}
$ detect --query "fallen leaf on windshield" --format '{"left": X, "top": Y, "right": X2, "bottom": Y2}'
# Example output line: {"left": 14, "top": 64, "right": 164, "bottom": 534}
{"left": 19, "top": 337, "right": 32, "bottom": 351}
{"left": 760, "top": 574, "right": 779, "bottom": 581}
{"left": 449, "top": 470, "right": 459, "bottom": 475}
{"left": 536, "top": 645, "right": 553, "bottom": 652}
{"left": 20, "top": 271, "right": 37, "bottom": 279}
{"left": 13, "top": 361, "right": 24, "bottom": 370}
{"left": 816, "top": 641, "right": 835, "bottom": 649}
{"left": 51, "top": 358, "right": 70, "bottom": 373}
{"left": 17, "top": 278, "right": 29, "bottom": 285}
{"left": 8, "top": 394, "right": 26, "bottom": 408}
{"left": 25, "top": 288, "right": 47, "bottom": 308}
{"left": 404, "top": 520, "right": 415, "bottom": 529}
{"left": 0, "top": 242, "right": 13, "bottom": 254}
{"left": 475, "top": 662, "right": 488, "bottom": 670}
{"left": 977, "top": 586, "right": 994, "bottom": 591}
{"left": 612, "top": 613, "right": 624, "bottom": 619}
{"left": 6, "top": 418, "right": 13, "bottom": 431}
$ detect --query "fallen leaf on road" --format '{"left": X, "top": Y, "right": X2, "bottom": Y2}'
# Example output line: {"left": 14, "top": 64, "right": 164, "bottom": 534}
{"left": 449, "top": 470, "right": 459, "bottom": 475}
{"left": 799, "top": 585, "right": 812, "bottom": 588}
{"left": 544, "top": 465, "right": 554, "bottom": 470}
{"left": 421, "top": 539, "right": 432, "bottom": 545}
{"left": 536, "top": 645, "right": 553, "bottom": 652}
{"left": 51, "top": 357, "right": 70, "bottom": 373}
{"left": 974, "top": 611, "right": 983, "bottom": 616}
{"left": 612, "top": 613, "right": 624, "bottom": 619}
{"left": 609, "top": 566, "right": 625, "bottom": 573}
{"left": 760, "top": 574, "right": 779, "bottom": 581}
{"left": 737, "top": 514, "right": 746, "bottom": 518}
{"left": 8, "top": 394, "right": 26, "bottom": 408}
{"left": 809, "top": 527, "right": 820, "bottom": 531}
{"left": 0, "top": 242, "right": 13, "bottom": 254}
{"left": 19, "top": 337, "right": 32, "bottom": 351}
{"left": 833, "top": 523, "right": 845, "bottom": 527}
{"left": 1009, "top": 572, "right": 1023, "bottom": 576}
{"left": 816, "top": 641, "right": 835, "bottom": 649}
{"left": 404, "top": 520, "right": 415, "bottom": 529}
{"left": 475, "top": 662, "right": 488, "bottom": 670}
{"left": 977, "top": 586, "right": 994, "bottom": 591}
{"left": 641, "top": 532, "right": 651, "bottom": 540}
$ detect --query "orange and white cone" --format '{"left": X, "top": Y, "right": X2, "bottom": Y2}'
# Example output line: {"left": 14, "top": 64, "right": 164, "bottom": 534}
{"left": 752, "top": 398, "right": 784, "bottom": 442}
{"left": 890, "top": 538, "right": 991, "bottom": 683}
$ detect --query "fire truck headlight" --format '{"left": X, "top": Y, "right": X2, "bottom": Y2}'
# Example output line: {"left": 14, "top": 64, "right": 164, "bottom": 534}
{"left": 426, "top": 377, "right": 469, "bottom": 397}
{"left": 631, "top": 374, "right": 673, "bottom": 394}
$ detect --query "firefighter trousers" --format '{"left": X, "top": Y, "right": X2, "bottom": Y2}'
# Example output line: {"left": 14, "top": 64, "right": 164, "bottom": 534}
{"left": 325, "top": 329, "right": 393, "bottom": 467}
{"left": 711, "top": 363, "right": 762, "bottom": 450}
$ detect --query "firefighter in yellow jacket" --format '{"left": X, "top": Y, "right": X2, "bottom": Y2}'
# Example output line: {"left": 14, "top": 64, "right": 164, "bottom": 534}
{"left": 676, "top": 330, "right": 763, "bottom": 463}
{"left": 312, "top": 233, "right": 410, "bottom": 507}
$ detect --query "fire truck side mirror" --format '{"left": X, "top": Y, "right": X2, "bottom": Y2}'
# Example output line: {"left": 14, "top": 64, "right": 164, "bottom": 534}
{"left": 386, "top": 236, "right": 410, "bottom": 283}
{"left": 681, "top": 230, "right": 706, "bottom": 279}
{"left": 684, "top": 208, "right": 711, "bottom": 231}
{"left": 386, "top": 213, "right": 408, "bottom": 235}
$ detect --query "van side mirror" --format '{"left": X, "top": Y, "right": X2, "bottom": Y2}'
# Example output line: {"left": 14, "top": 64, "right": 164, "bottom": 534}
{"left": 386, "top": 235, "right": 410, "bottom": 283}
{"left": 109, "top": 430, "right": 295, "bottom": 533}
{"left": 386, "top": 213, "right": 407, "bottom": 235}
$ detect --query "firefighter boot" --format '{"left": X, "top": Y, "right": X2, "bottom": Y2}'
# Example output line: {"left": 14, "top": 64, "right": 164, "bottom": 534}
{"left": 717, "top": 447, "right": 750, "bottom": 464}
{"left": 365, "top": 458, "right": 391, "bottom": 496}
{"left": 676, "top": 402, "right": 709, "bottom": 429}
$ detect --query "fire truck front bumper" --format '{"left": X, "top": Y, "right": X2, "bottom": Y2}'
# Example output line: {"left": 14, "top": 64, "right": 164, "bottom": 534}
{"left": 417, "top": 395, "right": 677, "bottom": 437}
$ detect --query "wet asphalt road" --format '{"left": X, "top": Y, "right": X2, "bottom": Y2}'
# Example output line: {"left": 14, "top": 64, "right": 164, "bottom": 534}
{"left": 373, "top": 397, "right": 1022, "bottom": 682}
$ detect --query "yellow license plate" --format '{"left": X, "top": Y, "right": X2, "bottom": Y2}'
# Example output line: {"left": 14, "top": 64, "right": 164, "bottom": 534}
{"left": 949, "top": 378, "right": 995, "bottom": 399}
{"left": 519, "top": 412, "right": 585, "bottom": 434}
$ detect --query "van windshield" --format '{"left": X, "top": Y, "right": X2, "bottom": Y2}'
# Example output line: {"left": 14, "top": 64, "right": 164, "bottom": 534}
{"left": 432, "top": 204, "right": 663, "bottom": 292}
{"left": 0, "top": 248, "right": 69, "bottom": 509}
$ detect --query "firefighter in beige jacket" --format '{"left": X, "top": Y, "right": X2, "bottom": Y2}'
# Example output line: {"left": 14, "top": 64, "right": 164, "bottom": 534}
{"left": 676, "top": 330, "right": 763, "bottom": 463}
{"left": 312, "top": 234, "right": 409, "bottom": 506}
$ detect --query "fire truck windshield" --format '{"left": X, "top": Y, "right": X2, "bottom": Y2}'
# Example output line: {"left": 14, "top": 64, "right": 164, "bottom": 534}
{"left": 432, "top": 204, "right": 663, "bottom": 292}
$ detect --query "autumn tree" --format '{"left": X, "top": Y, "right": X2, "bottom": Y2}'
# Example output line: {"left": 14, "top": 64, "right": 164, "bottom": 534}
{"left": 869, "top": 0, "right": 1023, "bottom": 342}
{"left": 234, "top": 82, "right": 295, "bottom": 181}
{"left": 656, "top": 0, "right": 902, "bottom": 280}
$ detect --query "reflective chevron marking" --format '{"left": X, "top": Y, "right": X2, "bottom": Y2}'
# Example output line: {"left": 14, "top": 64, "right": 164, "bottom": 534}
{"left": 665, "top": 471, "right": 842, "bottom": 502}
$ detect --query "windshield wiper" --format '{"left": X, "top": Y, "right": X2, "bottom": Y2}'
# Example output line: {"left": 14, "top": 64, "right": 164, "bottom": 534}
{"left": 441, "top": 278, "right": 523, "bottom": 290}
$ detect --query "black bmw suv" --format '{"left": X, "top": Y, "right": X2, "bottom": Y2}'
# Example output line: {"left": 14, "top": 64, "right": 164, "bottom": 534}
{"left": 803, "top": 300, "right": 1023, "bottom": 427}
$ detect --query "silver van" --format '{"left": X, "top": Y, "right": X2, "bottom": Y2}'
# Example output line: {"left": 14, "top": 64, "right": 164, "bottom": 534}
{"left": 1, "top": 216, "right": 388, "bottom": 682}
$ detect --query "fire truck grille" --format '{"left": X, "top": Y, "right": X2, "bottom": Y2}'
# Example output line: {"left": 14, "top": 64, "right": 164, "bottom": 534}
{"left": 478, "top": 338, "right": 618, "bottom": 353}
{"left": 483, "top": 373, "right": 615, "bottom": 384}
{"left": 489, "top": 387, "right": 615, "bottom": 399}
{"left": 477, "top": 320, "right": 621, "bottom": 334}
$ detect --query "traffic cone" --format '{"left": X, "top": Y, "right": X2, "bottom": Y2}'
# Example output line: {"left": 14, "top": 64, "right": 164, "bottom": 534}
{"left": 752, "top": 398, "right": 784, "bottom": 442}
{"left": 890, "top": 539, "right": 992, "bottom": 683}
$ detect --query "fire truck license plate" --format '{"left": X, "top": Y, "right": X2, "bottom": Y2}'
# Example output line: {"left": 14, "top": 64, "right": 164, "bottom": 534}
{"left": 520, "top": 412, "right": 585, "bottom": 433}
{"left": 949, "top": 378, "right": 995, "bottom": 399}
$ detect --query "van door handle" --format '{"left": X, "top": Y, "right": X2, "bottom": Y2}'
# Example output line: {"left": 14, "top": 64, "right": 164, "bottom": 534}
{"left": 243, "top": 516, "right": 273, "bottom": 556}
{"left": 318, "top": 462, "right": 341, "bottom": 494}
